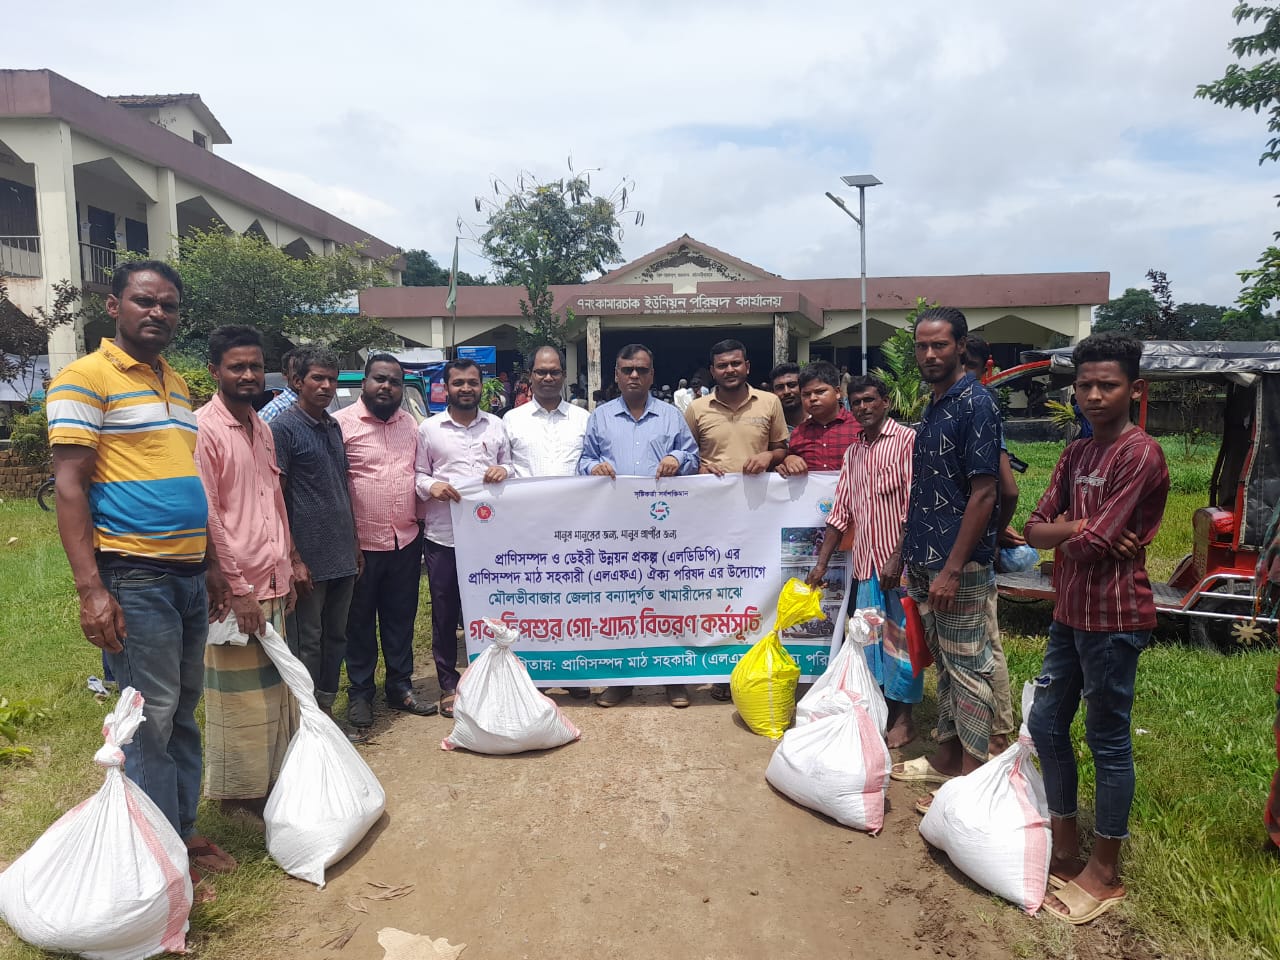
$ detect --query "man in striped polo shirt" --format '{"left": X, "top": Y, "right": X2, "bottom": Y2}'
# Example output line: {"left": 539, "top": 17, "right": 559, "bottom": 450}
{"left": 48, "top": 261, "right": 236, "bottom": 892}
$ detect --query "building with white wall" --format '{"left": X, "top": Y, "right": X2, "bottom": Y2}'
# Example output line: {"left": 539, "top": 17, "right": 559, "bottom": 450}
{"left": 0, "top": 70, "right": 403, "bottom": 372}
{"left": 361, "top": 234, "right": 1108, "bottom": 403}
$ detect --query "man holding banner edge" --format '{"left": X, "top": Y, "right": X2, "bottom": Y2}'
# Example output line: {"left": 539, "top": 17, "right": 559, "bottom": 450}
{"left": 579, "top": 343, "right": 699, "bottom": 707}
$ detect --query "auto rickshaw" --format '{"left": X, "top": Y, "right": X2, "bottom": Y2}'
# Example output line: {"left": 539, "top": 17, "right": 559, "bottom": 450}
{"left": 986, "top": 340, "right": 1280, "bottom": 644}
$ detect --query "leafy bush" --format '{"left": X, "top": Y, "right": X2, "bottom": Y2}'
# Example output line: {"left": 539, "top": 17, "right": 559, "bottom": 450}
{"left": 165, "top": 353, "right": 216, "bottom": 408}
{"left": 9, "top": 404, "right": 49, "bottom": 467}
{"left": 0, "top": 695, "right": 49, "bottom": 764}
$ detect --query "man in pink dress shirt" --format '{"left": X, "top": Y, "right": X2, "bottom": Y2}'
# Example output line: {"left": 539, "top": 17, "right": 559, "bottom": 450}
{"left": 195, "top": 325, "right": 300, "bottom": 815}
{"left": 335, "top": 355, "right": 437, "bottom": 731}
{"left": 415, "top": 359, "right": 511, "bottom": 718}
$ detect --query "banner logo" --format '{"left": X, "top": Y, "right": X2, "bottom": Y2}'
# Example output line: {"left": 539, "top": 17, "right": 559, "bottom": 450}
{"left": 650, "top": 500, "right": 671, "bottom": 521}
{"left": 474, "top": 502, "right": 495, "bottom": 522}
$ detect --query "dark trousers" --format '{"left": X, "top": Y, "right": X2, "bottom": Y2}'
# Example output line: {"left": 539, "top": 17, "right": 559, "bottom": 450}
{"left": 286, "top": 575, "right": 355, "bottom": 710}
{"left": 346, "top": 532, "right": 423, "bottom": 704}
{"left": 423, "top": 539, "right": 463, "bottom": 693}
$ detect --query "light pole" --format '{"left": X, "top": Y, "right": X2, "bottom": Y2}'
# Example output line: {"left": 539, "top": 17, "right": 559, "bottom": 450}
{"left": 825, "top": 174, "right": 881, "bottom": 374}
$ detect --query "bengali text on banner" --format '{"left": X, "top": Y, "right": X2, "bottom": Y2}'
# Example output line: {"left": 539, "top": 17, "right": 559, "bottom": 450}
{"left": 450, "top": 473, "right": 852, "bottom": 685}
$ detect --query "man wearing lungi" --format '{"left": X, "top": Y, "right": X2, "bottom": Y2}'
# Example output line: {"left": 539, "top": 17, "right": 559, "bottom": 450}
{"left": 195, "top": 325, "right": 299, "bottom": 814}
{"left": 888, "top": 307, "right": 1002, "bottom": 812}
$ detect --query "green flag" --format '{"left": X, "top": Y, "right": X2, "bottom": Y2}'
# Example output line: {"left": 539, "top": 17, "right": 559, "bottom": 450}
{"left": 445, "top": 237, "right": 459, "bottom": 313}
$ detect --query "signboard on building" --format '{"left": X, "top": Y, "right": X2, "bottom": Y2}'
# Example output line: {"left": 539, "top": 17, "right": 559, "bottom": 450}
{"left": 571, "top": 292, "right": 800, "bottom": 316}
{"left": 458, "top": 345, "right": 497, "bottom": 373}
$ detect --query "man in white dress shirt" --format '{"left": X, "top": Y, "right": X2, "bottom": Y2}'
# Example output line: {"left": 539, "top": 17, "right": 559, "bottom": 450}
{"left": 503, "top": 345, "right": 592, "bottom": 699}
{"left": 504, "top": 346, "right": 590, "bottom": 478}
{"left": 415, "top": 359, "right": 511, "bottom": 718}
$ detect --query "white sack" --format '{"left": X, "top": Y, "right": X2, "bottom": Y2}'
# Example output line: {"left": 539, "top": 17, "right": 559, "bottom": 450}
{"left": 442, "top": 619, "right": 581, "bottom": 755}
{"left": 765, "top": 695, "right": 892, "bottom": 833}
{"left": 918, "top": 682, "right": 1051, "bottom": 914}
{"left": 259, "top": 623, "right": 385, "bottom": 888}
{"left": 0, "top": 687, "right": 192, "bottom": 960}
{"left": 796, "top": 607, "right": 888, "bottom": 734}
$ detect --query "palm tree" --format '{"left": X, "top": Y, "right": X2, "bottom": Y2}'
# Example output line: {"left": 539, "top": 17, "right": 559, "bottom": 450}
{"left": 873, "top": 327, "right": 927, "bottom": 421}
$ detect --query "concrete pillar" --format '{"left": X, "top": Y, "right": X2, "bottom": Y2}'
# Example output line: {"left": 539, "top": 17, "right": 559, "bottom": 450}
{"left": 796, "top": 337, "right": 810, "bottom": 364}
{"left": 429, "top": 317, "right": 445, "bottom": 349}
{"left": 23, "top": 121, "right": 82, "bottom": 372}
{"left": 1073, "top": 305, "right": 1092, "bottom": 344}
{"left": 564, "top": 340, "right": 579, "bottom": 392}
{"left": 586, "top": 315, "right": 602, "bottom": 411}
{"left": 147, "top": 167, "right": 179, "bottom": 260}
{"left": 772, "top": 313, "right": 789, "bottom": 367}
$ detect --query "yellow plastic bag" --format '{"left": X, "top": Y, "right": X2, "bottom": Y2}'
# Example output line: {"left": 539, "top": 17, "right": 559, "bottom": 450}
{"left": 730, "top": 578, "right": 825, "bottom": 739}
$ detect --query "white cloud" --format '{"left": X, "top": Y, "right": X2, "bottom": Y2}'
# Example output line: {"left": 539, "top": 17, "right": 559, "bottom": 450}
{"left": 7, "top": 0, "right": 1277, "bottom": 305}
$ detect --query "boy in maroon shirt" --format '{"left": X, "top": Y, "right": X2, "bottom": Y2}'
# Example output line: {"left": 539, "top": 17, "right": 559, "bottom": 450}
{"left": 777, "top": 361, "right": 861, "bottom": 475}
{"left": 1024, "top": 332, "right": 1169, "bottom": 925}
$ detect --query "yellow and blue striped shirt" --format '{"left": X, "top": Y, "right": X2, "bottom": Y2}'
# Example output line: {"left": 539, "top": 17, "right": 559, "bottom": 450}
{"left": 47, "top": 339, "right": 208, "bottom": 562}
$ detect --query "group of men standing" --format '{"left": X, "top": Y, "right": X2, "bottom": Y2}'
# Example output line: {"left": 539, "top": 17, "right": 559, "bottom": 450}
{"left": 49, "top": 259, "right": 1155, "bottom": 927}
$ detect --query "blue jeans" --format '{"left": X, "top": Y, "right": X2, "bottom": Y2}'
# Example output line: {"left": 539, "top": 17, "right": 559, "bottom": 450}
{"left": 1027, "top": 620, "right": 1149, "bottom": 840}
{"left": 100, "top": 563, "right": 208, "bottom": 840}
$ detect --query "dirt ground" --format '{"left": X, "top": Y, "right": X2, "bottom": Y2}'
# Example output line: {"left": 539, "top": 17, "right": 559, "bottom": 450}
{"left": 248, "top": 680, "right": 1145, "bottom": 960}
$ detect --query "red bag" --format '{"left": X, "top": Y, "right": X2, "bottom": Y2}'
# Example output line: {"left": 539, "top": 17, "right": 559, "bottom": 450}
{"left": 900, "top": 594, "right": 932, "bottom": 677}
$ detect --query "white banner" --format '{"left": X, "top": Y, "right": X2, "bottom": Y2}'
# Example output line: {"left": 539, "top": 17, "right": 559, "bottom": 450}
{"left": 451, "top": 473, "right": 851, "bottom": 685}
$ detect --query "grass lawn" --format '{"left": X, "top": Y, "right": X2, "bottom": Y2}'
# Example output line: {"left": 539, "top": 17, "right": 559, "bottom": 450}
{"left": 0, "top": 436, "right": 1277, "bottom": 959}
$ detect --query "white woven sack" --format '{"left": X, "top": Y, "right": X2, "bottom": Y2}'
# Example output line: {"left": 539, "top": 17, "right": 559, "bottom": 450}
{"left": 918, "top": 683, "right": 1051, "bottom": 914}
{"left": 258, "top": 623, "right": 386, "bottom": 887}
{"left": 765, "top": 695, "right": 892, "bottom": 833}
{"left": 795, "top": 607, "right": 888, "bottom": 735}
{"left": 443, "top": 619, "right": 581, "bottom": 755}
{"left": 0, "top": 687, "right": 192, "bottom": 960}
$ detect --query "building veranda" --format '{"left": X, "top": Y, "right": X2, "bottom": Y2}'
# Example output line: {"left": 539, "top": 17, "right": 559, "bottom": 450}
{"left": 361, "top": 234, "right": 1108, "bottom": 401}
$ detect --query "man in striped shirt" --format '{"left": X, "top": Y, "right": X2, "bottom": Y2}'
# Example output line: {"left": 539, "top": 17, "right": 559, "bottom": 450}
{"left": 48, "top": 261, "right": 236, "bottom": 892}
{"left": 1025, "top": 333, "right": 1169, "bottom": 925}
{"left": 806, "top": 374, "right": 920, "bottom": 746}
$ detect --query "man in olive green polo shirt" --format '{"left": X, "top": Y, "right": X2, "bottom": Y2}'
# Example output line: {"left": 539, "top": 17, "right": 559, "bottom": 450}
{"left": 684, "top": 339, "right": 788, "bottom": 700}
{"left": 685, "top": 339, "right": 788, "bottom": 476}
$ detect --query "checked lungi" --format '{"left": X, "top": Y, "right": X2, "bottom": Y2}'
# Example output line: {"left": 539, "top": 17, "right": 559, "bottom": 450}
{"left": 203, "top": 597, "right": 298, "bottom": 800}
{"left": 907, "top": 562, "right": 995, "bottom": 761}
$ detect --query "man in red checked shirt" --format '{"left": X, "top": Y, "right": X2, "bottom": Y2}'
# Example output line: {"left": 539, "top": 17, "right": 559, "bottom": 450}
{"left": 776, "top": 361, "right": 861, "bottom": 476}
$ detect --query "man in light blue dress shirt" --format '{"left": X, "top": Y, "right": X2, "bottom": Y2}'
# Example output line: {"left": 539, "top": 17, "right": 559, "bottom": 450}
{"left": 578, "top": 343, "right": 700, "bottom": 708}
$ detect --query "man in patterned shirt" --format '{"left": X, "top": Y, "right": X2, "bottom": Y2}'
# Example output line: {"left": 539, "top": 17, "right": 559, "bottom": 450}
{"left": 888, "top": 307, "right": 1001, "bottom": 809}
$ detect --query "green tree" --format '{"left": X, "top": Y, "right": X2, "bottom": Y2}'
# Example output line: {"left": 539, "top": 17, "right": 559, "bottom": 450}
{"left": 1093, "top": 272, "right": 1231, "bottom": 339}
{"left": 872, "top": 297, "right": 936, "bottom": 421}
{"left": 132, "top": 227, "right": 400, "bottom": 358}
{"left": 1196, "top": 3, "right": 1280, "bottom": 315}
{"left": 475, "top": 165, "right": 641, "bottom": 360}
{"left": 1094, "top": 286, "right": 1160, "bottom": 336}
{"left": 402, "top": 249, "right": 488, "bottom": 287}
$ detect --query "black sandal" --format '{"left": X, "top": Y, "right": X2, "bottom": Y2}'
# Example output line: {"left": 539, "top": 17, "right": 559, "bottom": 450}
{"left": 438, "top": 693, "right": 457, "bottom": 718}
{"left": 388, "top": 693, "right": 438, "bottom": 717}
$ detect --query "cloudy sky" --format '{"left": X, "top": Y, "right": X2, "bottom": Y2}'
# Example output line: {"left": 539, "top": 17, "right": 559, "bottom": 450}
{"left": 11, "top": 0, "right": 1277, "bottom": 306}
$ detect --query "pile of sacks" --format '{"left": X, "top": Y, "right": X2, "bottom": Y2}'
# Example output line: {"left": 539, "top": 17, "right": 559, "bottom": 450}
{"left": 763, "top": 606, "right": 892, "bottom": 833}
{"left": 744, "top": 585, "right": 1052, "bottom": 917}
